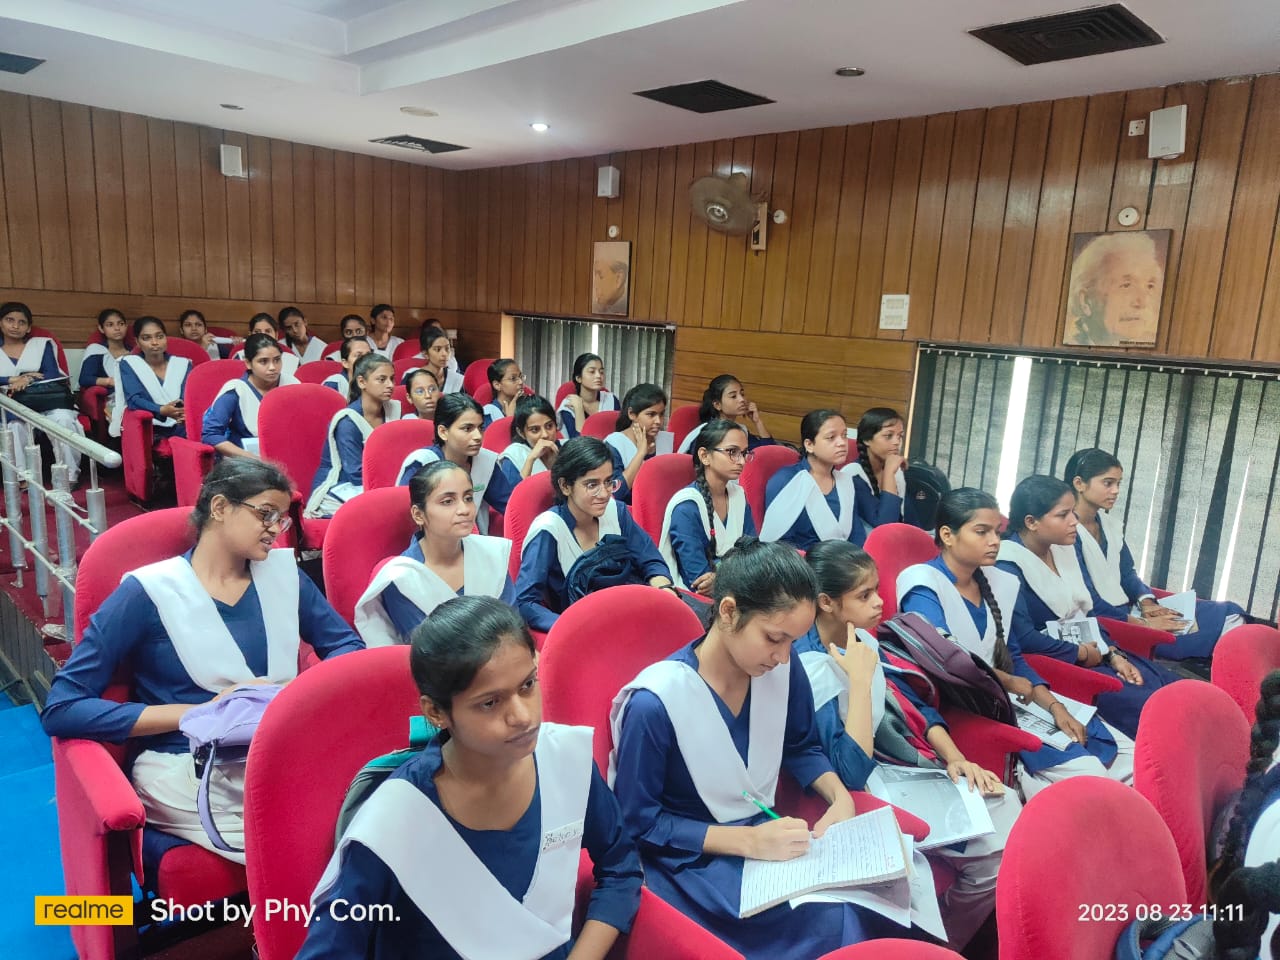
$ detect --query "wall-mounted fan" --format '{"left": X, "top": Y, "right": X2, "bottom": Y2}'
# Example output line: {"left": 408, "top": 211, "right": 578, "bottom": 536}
{"left": 690, "top": 172, "right": 759, "bottom": 235}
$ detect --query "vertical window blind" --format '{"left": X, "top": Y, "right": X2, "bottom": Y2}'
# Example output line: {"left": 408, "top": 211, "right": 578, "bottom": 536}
{"left": 512, "top": 315, "right": 675, "bottom": 404}
{"left": 910, "top": 344, "right": 1280, "bottom": 621}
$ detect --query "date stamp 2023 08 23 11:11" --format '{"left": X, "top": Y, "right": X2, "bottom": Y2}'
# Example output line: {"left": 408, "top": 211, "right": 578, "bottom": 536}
{"left": 1078, "top": 903, "right": 1244, "bottom": 924}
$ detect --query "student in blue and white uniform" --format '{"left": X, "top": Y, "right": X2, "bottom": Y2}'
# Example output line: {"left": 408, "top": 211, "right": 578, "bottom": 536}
{"left": 355, "top": 461, "right": 515, "bottom": 647}
{"left": 612, "top": 540, "right": 896, "bottom": 959}
{"left": 659, "top": 420, "right": 756, "bottom": 596}
{"left": 230, "top": 313, "right": 278, "bottom": 359}
{"left": 761, "top": 409, "right": 856, "bottom": 552}
{"left": 115, "top": 316, "right": 191, "bottom": 454}
{"left": 396, "top": 393, "right": 511, "bottom": 530}
{"left": 78, "top": 308, "right": 130, "bottom": 394}
{"left": 201, "top": 333, "right": 295, "bottom": 460}
{"left": 401, "top": 367, "right": 440, "bottom": 422}
{"left": 41, "top": 458, "right": 363, "bottom": 863}
{"left": 842, "top": 407, "right": 918, "bottom": 539}
{"left": 996, "top": 475, "right": 1176, "bottom": 739}
{"left": 1066, "top": 447, "right": 1246, "bottom": 661}
{"left": 0, "top": 300, "right": 85, "bottom": 483}
{"left": 515, "top": 437, "right": 674, "bottom": 633}
{"left": 496, "top": 395, "right": 560, "bottom": 488}
{"left": 307, "top": 353, "right": 399, "bottom": 518}
{"left": 180, "top": 308, "right": 235, "bottom": 360}
{"left": 300, "top": 596, "right": 642, "bottom": 960}
{"left": 898, "top": 488, "right": 1134, "bottom": 799}
{"left": 279, "top": 305, "right": 327, "bottom": 365}
{"left": 324, "top": 315, "right": 374, "bottom": 361}
{"left": 677, "top": 374, "right": 777, "bottom": 453}
{"left": 556, "top": 353, "right": 616, "bottom": 440}
{"left": 402, "top": 318, "right": 460, "bottom": 374}
{"left": 483, "top": 358, "right": 525, "bottom": 426}
{"left": 323, "top": 337, "right": 373, "bottom": 395}
{"left": 604, "top": 383, "right": 671, "bottom": 504}
{"left": 368, "top": 303, "right": 405, "bottom": 359}
{"left": 800, "top": 541, "right": 1019, "bottom": 950}
{"left": 416, "top": 324, "right": 464, "bottom": 395}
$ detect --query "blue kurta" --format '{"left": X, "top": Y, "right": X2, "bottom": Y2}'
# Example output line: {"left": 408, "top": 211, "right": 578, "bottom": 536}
{"left": 514, "top": 502, "right": 670, "bottom": 633}
{"left": 900, "top": 556, "right": 1116, "bottom": 776}
{"left": 605, "top": 440, "right": 654, "bottom": 504}
{"left": 666, "top": 486, "right": 757, "bottom": 587}
{"left": 297, "top": 737, "right": 643, "bottom": 960}
{"left": 78, "top": 350, "right": 124, "bottom": 389}
{"left": 380, "top": 535, "right": 518, "bottom": 641}
{"left": 310, "top": 400, "right": 370, "bottom": 495}
{"left": 0, "top": 338, "right": 62, "bottom": 387}
{"left": 849, "top": 471, "right": 912, "bottom": 542}
{"left": 763, "top": 461, "right": 861, "bottom": 552}
{"left": 1072, "top": 530, "right": 1245, "bottom": 660}
{"left": 395, "top": 445, "right": 517, "bottom": 516}
{"left": 201, "top": 375, "right": 261, "bottom": 450}
{"left": 120, "top": 354, "right": 191, "bottom": 440}
{"left": 612, "top": 639, "right": 894, "bottom": 960}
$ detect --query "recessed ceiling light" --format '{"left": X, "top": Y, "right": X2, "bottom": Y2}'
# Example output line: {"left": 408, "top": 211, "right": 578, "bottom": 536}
{"left": 220, "top": 103, "right": 244, "bottom": 110}
{"left": 400, "top": 106, "right": 438, "bottom": 118}
{"left": 834, "top": 66, "right": 865, "bottom": 77}
{"left": 530, "top": 122, "right": 550, "bottom": 132}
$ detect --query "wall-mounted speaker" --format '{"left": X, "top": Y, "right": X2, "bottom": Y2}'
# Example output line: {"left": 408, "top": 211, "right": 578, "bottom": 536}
{"left": 597, "top": 165, "right": 620, "bottom": 198}
{"left": 220, "top": 144, "right": 246, "bottom": 178}
{"left": 1148, "top": 104, "right": 1187, "bottom": 160}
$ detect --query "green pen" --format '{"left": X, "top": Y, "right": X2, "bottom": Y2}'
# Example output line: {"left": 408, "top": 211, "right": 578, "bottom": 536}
{"left": 742, "top": 790, "right": 781, "bottom": 820}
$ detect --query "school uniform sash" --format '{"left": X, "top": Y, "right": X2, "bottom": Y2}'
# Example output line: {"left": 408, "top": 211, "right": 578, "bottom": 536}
{"left": 604, "top": 431, "right": 675, "bottom": 465}
{"left": 442, "top": 368, "right": 464, "bottom": 394}
{"left": 1075, "top": 509, "right": 1130, "bottom": 607}
{"left": 395, "top": 448, "right": 499, "bottom": 533}
{"left": 608, "top": 658, "right": 789, "bottom": 822}
{"left": 758, "top": 464, "right": 854, "bottom": 544}
{"left": 840, "top": 460, "right": 906, "bottom": 520}
{"left": 305, "top": 402, "right": 400, "bottom": 517}
{"left": 353, "top": 535, "right": 513, "bottom": 647}
{"left": 500, "top": 442, "right": 549, "bottom": 477}
{"left": 483, "top": 402, "right": 505, "bottom": 423}
{"left": 896, "top": 563, "right": 1020, "bottom": 669}
{"left": 556, "top": 391, "right": 617, "bottom": 433}
{"left": 996, "top": 540, "right": 1093, "bottom": 620}
{"left": 289, "top": 337, "right": 327, "bottom": 365}
{"left": 524, "top": 500, "right": 622, "bottom": 572}
{"left": 321, "top": 373, "right": 348, "bottom": 395}
{"left": 0, "top": 337, "right": 58, "bottom": 378}
{"left": 657, "top": 482, "right": 746, "bottom": 590}
{"left": 82, "top": 342, "right": 122, "bottom": 381}
{"left": 111, "top": 354, "right": 191, "bottom": 437}
{"left": 126, "top": 550, "right": 300, "bottom": 693}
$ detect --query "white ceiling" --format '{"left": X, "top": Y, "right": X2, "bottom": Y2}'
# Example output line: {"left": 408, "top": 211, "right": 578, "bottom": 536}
{"left": 0, "top": 0, "right": 1276, "bottom": 169}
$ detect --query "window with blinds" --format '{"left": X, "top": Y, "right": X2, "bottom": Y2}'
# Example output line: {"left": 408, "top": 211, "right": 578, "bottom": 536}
{"left": 910, "top": 344, "right": 1280, "bottom": 621}
{"left": 512, "top": 315, "right": 675, "bottom": 403}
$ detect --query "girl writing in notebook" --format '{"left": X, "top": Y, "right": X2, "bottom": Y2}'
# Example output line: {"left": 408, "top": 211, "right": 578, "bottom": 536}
{"left": 611, "top": 539, "right": 890, "bottom": 960}
{"left": 301, "top": 595, "right": 643, "bottom": 960}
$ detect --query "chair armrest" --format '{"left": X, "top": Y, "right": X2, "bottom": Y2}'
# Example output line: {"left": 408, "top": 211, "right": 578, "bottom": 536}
{"left": 1025, "top": 653, "right": 1122, "bottom": 703}
{"left": 170, "top": 437, "right": 216, "bottom": 508}
{"left": 52, "top": 737, "right": 146, "bottom": 834}
{"left": 623, "top": 887, "right": 746, "bottom": 959}
{"left": 1098, "top": 617, "right": 1173, "bottom": 658}
{"left": 943, "top": 709, "right": 1041, "bottom": 757}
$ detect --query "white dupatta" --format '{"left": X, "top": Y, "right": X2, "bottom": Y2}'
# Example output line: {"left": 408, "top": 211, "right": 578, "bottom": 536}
{"left": 1075, "top": 509, "right": 1131, "bottom": 608}
{"left": 657, "top": 482, "right": 747, "bottom": 590}
{"left": 996, "top": 539, "right": 1094, "bottom": 620}
{"left": 523, "top": 499, "right": 622, "bottom": 574}
{"left": 896, "top": 562, "right": 1020, "bottom": 668}
{"left": 758, "top": 463, "right": 854, "bottom": 544}
{"left": 500, "top": 442, "right": 549, "bottom": 477}
{"left": 110, "top": 354, "right": 191, "bottom": 438}
{"left": 395, "top": 448, "right": 499, "bottom": 534}
{"left": 305, "top": 401, "right": 400, "bottom": 517}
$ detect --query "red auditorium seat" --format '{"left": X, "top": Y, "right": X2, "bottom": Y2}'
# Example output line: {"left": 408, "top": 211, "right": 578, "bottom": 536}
{"left": 169, "top": 358, "right": 249, "bottom": 507}
{"left": 257, "top": 384, "right": 346, "bottom": 552}
{"left": 361, "top": 418, "right": 436, "bottom": 491}
{"left": 293, "top": 359, "right": 342, "bottom": 384}
{"left": 462, "top": 357, "right": 496, "bottom": 396}
{"left": 321, "top": 486, "right": 415, "bottom": 627}
{"left": 503, "top": 472, "right": 555, "bottom": 582}
{"left": 737, "top": 444, "right": 799, "bottom": 529}
{"left": 630, "top": 453, "right": 693, "bottom": 545}
{"left": 1211, "top": 623, "right": 1280, "bottom": 722}
{"left": 580, "top": 409, "right": 616, "bottom": 439}
{"left": 666, "top": 403, "right": 702, "bottom": 450}
{"left": 482, "top": 415, "right": 513, "bottom": 452}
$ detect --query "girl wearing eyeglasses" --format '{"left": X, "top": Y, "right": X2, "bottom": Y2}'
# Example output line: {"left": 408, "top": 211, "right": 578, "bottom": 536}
{"left": 515, "top": 437, "right": 675, "bottom": 633}
{"left": 482, "top": 359, "right": 526, "bottom": 427}
{"left": 42, "top": 458, "right": 363, "bottom": 862}
{"left": 401, "top": 368, "right": 441, "bottom": 422}
{"left": 658, "top": 420, "right": 757, "bottom": 596}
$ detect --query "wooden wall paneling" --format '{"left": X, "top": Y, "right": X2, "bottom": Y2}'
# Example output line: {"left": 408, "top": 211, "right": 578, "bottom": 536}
{"left": 544, "top": 162, "right": 565, "bottom": 314}
{"left": 556, "top": 162, "right": 578, "bottom": 314}
{"left": 663, "top": 143, "right": 695, "bottom": 323}
{"left": 737, "top": 134, "right": 777, "bottom": 334}
{"left": 958, "top": 105, "right": 1017, "bottom": 343}
{"left": 677, "top": 326, "right": 916, "bottom": 371}
{"left": 270, "top": 140, "right": 295, "bottom": 301}
{"left": 603, "top": 152, "right": 623, "bottom": 264}
{"left": 0, "top": 93, "right": 41, "bottom": 288}
{"left": 352, "top": 154, "right": 373, "bottom": 305}
{"left": 119, "top": 112, "right": 155, "bottom": 296}
{"left": 988, "top": 101, "right": 1052, "bottom": 345}
{"left": 1255, "top": 203, "right": 1280, "bottom": 362}
{"left": 61, "top": 104, "right": 101, "bottom": 293}
{"left": 30, "top": 98, "right": 73, "bottom": 291}
{"left": 930, "top": 109, "right": 986, "bottom": 341}
{"left": 332, "top": 150, "right": 355, "bottom": 304}
{"left": 312, "top": 147, "right": 336, "bottom": 304}
{"left": 778, "top": 130, "right": 823, "bottom": 334}
{"left": 223, "top": 131, "right": 252, "bottom": 301}
{"left": 681, "top": 140, "right": 715, "bottom": 327}
{"left": 439, "top": 171, "right": 458, "bottom": 310}
{"left": 0, "top": 111, "right": 10, "bottom": 288}
{"left": 90, "top": 108, "right": 129, "bottom": 294}
{"left": 824, "top": 124, "right": 871, "bottom": 337}
{"left": 197, "top": 125, "right": 230, "bottom": 299}
{"left": 389, "top": 160, "right": 409, "bottom": 307}
{"left": 649, "top": 147, "right": 677, "bottom": 321}
{"left": 146, "top": 118, "right": 182, "bottom": 296}
{"left": 758, "top": 131, "right": 799, "bottom": 333}
{"left": 409, "top": 166, "right": 428, "bottom": 309}
{"left": 618, "top": 150, "right": 643, "bottom": 317}
{"left": 1110, "top": 88, "right": 1166, "bottom": 226}
{"left": 700, "top": 139, "right": 734, "bottom": 329}
{"left": 533, "top": 162, "right": 552, "bottom": 311}
{"left": 799, "top": 126, "right": 848, "bottom": 336}
{"left": 520, "top": 165, "right": 539, "bottom": 310}
{"left": 717, "top": 138, "right": 753, "bottom": 330}
{"left": 1213, "top": 75, "right": 1280, "bottom": 360}
{"left": 573, "top": 158, "right": 596, "bottom": 315}
{"left": 462, "top": 170, "right": 481, "bottom": 311}
{"left": 1021, "top": 97, "right": 1087, "bottom": 348}
{"left": 370, "top": 158, "right": 391, "bottom": 302}
{"left": 173, "top": 123, "right": 206, "bottom": 298}
{"left": 498, "top": 165, "right": 516, "bottom": 310}
{"left": 246, "top": 136, "right": 274, "bottom": 302}
{"left": 632, "top": 149, "right": 659, "bottom": 320}
{"left": 849, "top": 121, "right": 898, "bottom": 339}
{"left": 426, "top": 166, "right": 445, "bottom": 308}
{"left": 293, "top": 144, "right": 317, "bottom": 304}
{"left": 1164, "top": 78, "right": 1251, "bottom": 358}
{"left": 904, "top": 113, "right": 956, "bottom": 341}
{"left": 877, "top": 118, "right": 927, "bottom": 341}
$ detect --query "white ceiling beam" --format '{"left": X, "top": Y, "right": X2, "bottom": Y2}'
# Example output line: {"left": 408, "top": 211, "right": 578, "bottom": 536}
{"left": 345, "top": 0, "right": 520, "bottom": 54}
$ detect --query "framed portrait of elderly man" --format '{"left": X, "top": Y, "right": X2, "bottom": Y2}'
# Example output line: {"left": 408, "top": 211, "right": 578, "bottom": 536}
{"left": 1063, "top": 229, "right": 1170, "bottom": 347}
{"left": 591, "top": 241, "right": 631, "bottom": 317}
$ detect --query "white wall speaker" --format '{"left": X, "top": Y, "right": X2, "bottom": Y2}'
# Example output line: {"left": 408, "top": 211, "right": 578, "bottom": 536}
{"left": 597, "top": 165, "right": 620, "bottom": 198}
{"left": 219, "top": 144, "right": 246, "bottom": 178}
{"left": 1147, "top": 105, "right": 1187, "bottom": 160}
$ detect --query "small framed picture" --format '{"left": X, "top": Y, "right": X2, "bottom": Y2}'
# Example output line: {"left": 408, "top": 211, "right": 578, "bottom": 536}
{"left": 1063, "top": 229, "right": 1170, "bottom": 347}
{"left": 591, "top": 241, "right": 631, "bottom": 317}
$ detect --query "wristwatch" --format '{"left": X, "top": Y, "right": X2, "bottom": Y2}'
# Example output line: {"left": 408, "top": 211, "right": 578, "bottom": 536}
{"left": 1101, "top": 649, "right": 1116, "bottom": 665}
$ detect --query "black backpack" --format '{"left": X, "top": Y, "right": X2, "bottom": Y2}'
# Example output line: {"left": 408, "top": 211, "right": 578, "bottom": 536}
{"left": 904, "top": 462, "right": 951, "bottom": 531}
{"left": 333, "top": 715, "right": 437, "bottom": 844}
{"left": 564, "top": 534, "right": 641, "bottom": 604}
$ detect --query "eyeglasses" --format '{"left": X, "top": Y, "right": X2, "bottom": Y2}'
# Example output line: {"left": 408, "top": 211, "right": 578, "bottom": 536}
{"left": 231, "top": 500, "right": 293, "bottom": 534}
{"left": 502, "top": 373, "right": 525, "bottom": 384}
{"left": 580, "top": 477, "right": 622, "bottom": 496}
{"left": 712, "top": 447, "right": 754, "bottom": 463}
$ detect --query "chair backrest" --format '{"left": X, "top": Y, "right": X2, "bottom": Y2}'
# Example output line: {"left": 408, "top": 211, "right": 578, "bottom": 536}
{"left": 392, "top": 384, "right": 409, "bottom": 409}
{"left": 362, "top": 418, "right": 436, "bottom": 491}
{"left": 631, "top": 454, "right": 693, "bottom": 544}
{"left": 1134, "top": 680, "right": 1250, "bottom": 907}
{"left": 667, "top": 404, "right": 702, "bottom": 450}
{"left": 553, "top": 381, "right": 576, "bottom": 407}
{"left": 321, "top": 486, "right": 414, "bottom": 626}
{"left": 31, "top": 326, "right": 72, "bottom": 376}
{"left": 207, "top": 325, "right": 238, "bottom": 339}
{"left": 482, "top": 416, "right": 513, "bottom": 452}
{"left": 244, "top": 646, "right": 421, "bottom": 960}
{"left": 541, "top": 584, "right": 704, "bottom": 769}
{"left": 1212, "top": 624, "right": 1280, "bottom": 723}
{"left": 817, "top": 943, "right": 965, "bottom": 959}
{"left": 503, "top": 472, "right": 555, "bottom": 581}
{"left": 75, "top": 508, "right": 195, "bottom": 641}
{"left": 393, "top": 356, "right": 424, "bottom": 382}
{"left": 863, "top": 523, "right": 938, "bottom": 619}
{"left": 580, "top": 410, "right": 616, "bottom": 440}
{"left": 737, "top": 444, "right": 799, "bottom": 528}
{"left": 996, "top": 776, "right": 1186, "bottom": 960}
{"left": 257, "top": 384, "right": 347, "bottom": 496}
{"left": 181, "top": 359, "right": 248, "bottom": 439}
{"left": 392, "top": 340, "right": 421, "bottom": 361}
{"left": 462, "top": 358, "right": 496, "bottom": 396}
{"left": 322, "top": 339, "right": 346, "bottom": 358}
{"left": 163, "top": 335, "right": 213, "bottom": 366}
{"left": 294, "top": 359, "right": 342, "bottom": 384}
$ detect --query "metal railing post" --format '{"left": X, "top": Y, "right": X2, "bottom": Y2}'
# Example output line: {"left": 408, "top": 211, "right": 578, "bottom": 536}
{"left": 50, "top": 463, "right": 76, "bottom": 642}
{"left": 0, "top": 425, "right": 25, "bottom": 585}
{"left": 24, "top": 437, "right": 50, "bottom": 613}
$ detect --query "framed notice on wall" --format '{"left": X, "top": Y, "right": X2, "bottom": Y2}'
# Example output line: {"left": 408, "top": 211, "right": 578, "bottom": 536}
{"left": 1063, "top": 230, "right": 1170, "bottom": 348}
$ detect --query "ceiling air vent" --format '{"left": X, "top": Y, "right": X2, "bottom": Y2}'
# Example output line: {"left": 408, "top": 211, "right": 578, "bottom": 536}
{"left": 634, "top": 79, "right": 775, "bottom": 114}
{"left": 0, "top": 52, "right": 45, "bottom": 75}
{"left": 369, "top": 135, "right": 468, "bottom": 154}
{"left": 969, "top": 4, "right": 1164, "bottom": 66}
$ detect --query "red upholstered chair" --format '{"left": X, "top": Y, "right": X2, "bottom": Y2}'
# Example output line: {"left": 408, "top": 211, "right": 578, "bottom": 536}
{"left": 631, "top": 453, "right": 693, "bottom": 545}
{"left": 738, "top": 444, "right": 799, "bottom": 528}
{"left": 362, "top": 419, "right": 436, "bottom": 491}
{"left": 53, "top": 508, "right": 247, "bottom": 960}
{"left": 1212, "top": 624, "right": 1280, "bottom": 723}
{"left": 483, "top": 415, "right": 513, "bottom": 452}
{"left": 667, "top": 404, "right": 702, "bottom": 450}
{"left": 321, "top": 486, "right": 414, "bottom": 627}
{"left": 554, "top": 380, "right": 576, "bottom": 407}
{"left": 393, "top": 356, "right": 425, "bottom": 382}
{"left": 996, "top": 776, "right": 1185, "bottom": 960}
{"left": 169, "top": 359, "right": 248, "bottom": 506}
{"left": 294, "top": 359, "right": 342, "bottom": 384}
{"left": 392, "top": 340, "right": 421, "bottom": 361}
{"left": 258, "top": 384, "right": 346, "bottom": 551}
{"left": 79, "top": 331, "right": 136, "bottom": 439}
{"left": 818, "top": 943, "right": 965, "bottom": 959}
{"left": 1134, "top": 680, "right": 1250, "bottom": 907}
{"left": 322, "top": 338, "right": 346, "bottom": 359}
{"left": 864, "top": 523, "right": 935, "bottom": 620}
{"left": 462, "top": 357, "right": 496, "bottom": 396}
{"left": 206, "top": 325, "right": 238, "bottom": 340}
{"left": 504, "top": 471, "right": 555, "bottom": 581}
{"left": 1093, "top": 616, "right": 1172, "bottom": 659}
{"left": 580, "top": 410, "right": 616, "bottom": 439}
{"left": 120, "top": 341, "right": 210, "bottom": 502}
{"left": 164, "top": 335, "right": 214, "bottom": 367}
{"left": 392, "top": 384, "right": 409, "bottom": 409}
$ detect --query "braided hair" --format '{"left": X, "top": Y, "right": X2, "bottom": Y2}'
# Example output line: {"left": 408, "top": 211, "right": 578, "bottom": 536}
{"left": 1213, "top": 860, "right": 1280, "bottom": 960}
{"left": 855, "top": 407, "right": 903, "bottom": 496}
{"left": 690, "top": 419, "right": 748, "bottom": 569}
{"left": 936, "top": 487, "right": 1015, "bottom": 673}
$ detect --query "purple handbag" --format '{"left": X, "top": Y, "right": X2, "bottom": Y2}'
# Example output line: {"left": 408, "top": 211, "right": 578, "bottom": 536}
{"left": 179, "top": 684, "right": 282, "bottom": 852}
